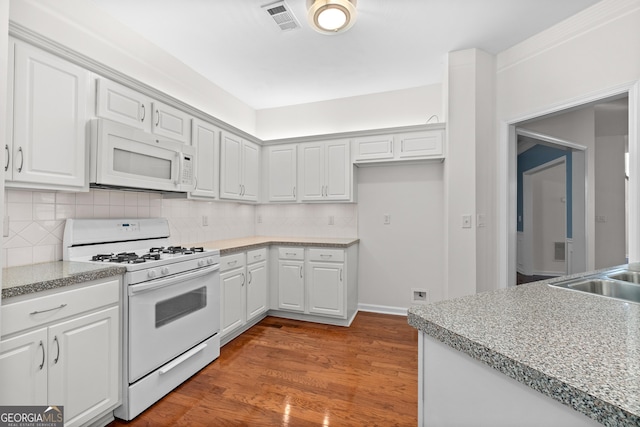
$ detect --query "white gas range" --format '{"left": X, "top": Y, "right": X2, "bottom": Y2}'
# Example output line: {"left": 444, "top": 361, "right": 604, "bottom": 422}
{"left": 63, "top": 218, "right": 221, "bottom": 421}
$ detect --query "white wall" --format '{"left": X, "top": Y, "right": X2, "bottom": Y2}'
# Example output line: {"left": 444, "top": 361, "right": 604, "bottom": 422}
{"left": 256, "top": 84, "right": 443, "bottom": 140}
{"left": 9, "top": 0, "right": 257, "bottom": 134}
{"left": 595, "top": 135, "right": 627, "bottom": 268}
{"left": 255, "top": 203, "right": 357, "bottom": 238}
{"left": 356, "top": 164, "right": 445, "bottom": 311}
{"left": 531, "top": 163, "right": 566, "bottom": 275}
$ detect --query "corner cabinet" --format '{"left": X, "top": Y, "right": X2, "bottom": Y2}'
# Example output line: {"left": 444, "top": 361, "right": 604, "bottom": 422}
{"left": 6, "top": 40, "right": 90, "bottom": 191}
{"left": 0, "top": 277, "right": 121, "bottom": 427}
{"left": 266, "top": 145, "right": 298, "bottom": 202}
{"left": 189, "top": 119, "right": 220, "bottom": 200}
{"left": 220, "top": 132, "right": 260, "bottom": 202}
{"left": 271, "top": 244, "right": 358, "bottom": 327}
{"left": 298, "top": 139, "right": 352, "bottom": 202}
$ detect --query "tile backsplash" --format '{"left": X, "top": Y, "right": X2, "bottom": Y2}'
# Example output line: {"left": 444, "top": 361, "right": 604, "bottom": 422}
{"left": 2, "top": 189, "right": 358, "bottom": 268}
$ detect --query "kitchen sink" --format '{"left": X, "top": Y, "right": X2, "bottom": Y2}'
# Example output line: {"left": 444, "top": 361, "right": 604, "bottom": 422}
{"left": 550, "top": 270, "right": 640, "bottom": 304}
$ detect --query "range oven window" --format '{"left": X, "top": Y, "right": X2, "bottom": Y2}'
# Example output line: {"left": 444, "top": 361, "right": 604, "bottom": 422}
{"left": 155, "top": 286, "right": 207, "bottom": 328}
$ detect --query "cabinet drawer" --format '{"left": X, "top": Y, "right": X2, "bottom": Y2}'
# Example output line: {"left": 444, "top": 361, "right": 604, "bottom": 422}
{"left": 308, "top": 248, "right": 344, "bottom": 262}
{"left": 278, "top": 247, "right": 304, "bottom": 260}
{"left": 220, "top": 253, "right": 246, "bottom": 272}
{"left": 1, "top": 278, "right": 120, "bottom": 337}
{"left": 246, "top": 248, "right": 267, "bottom": 264}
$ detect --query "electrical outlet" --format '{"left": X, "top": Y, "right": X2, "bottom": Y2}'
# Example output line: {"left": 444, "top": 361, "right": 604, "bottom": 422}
{"left": 411, "top": 288, "right": 429, "bottom": 304}
{"left": 257, "top": 214, "right": 262, "bottom": 224}
{"left": 462, "top": 215, "right": 472, "bottom": 229}
{"left": 202, "top": 215, "right": 209, "bottom": 226}
{"left": 329, "top": 215, "right": 335, "bottom": 225}
{"left": 383, "top": 214, "right": 391, "bottom": 225}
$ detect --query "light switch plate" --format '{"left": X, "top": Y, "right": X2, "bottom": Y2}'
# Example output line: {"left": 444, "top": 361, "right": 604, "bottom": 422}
{"left": 462, "top": 215, "right": 472, "bottom": 229}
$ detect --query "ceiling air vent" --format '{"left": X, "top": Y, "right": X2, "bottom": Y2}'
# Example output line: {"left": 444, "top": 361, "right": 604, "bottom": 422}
{"left": 262, "top": 1, "right": 301, "bottom": 32}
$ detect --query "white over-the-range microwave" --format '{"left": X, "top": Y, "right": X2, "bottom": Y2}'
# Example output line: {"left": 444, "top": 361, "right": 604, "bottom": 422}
{"left": 90, "top": 118, "right": 196, "bottom": 193}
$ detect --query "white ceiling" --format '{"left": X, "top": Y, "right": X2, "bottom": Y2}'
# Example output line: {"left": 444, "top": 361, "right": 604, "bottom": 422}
{"left": 90, "top": 0, "right": 602, "bottom": 110}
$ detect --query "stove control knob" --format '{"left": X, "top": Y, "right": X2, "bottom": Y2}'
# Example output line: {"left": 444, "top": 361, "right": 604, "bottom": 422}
{"left": 207, "top": 257, "right": 214, "bottom": 265}
{"left": 161, "top": 267, "right": 170, "bottom": 275}
{"left": 198, "top": 259, "right": 206, "bottom": 267}
{"left": 148, "top": 270, "right": 157, "bottom": 279}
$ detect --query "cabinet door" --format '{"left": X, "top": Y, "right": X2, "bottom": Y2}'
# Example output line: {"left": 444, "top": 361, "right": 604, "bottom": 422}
{"left": 48, "top": 307, "right": 119, "bottom": 427}
{"left": 151, "top": 101, "right": 191, "bottom": 144}
{"left": 220, "top": 132, "right": 243, "bottom": 200}
{"left": 308, "top": 262, "right": 345, "bottom": 317}
{"left": 325, "top": 140, "right": 350, "bottom": 200}
{"left": 298, "top": 143, "right": 324, "bottom": 201}
{"left": 96, "top": 78, "right": 150, "bottom": 131}
{"left": 396, "top": 130, "right": 444, "bottom": 159}
{"left": 0, "top": 328, "right": 48, "bottom": 405}
{"left": 220, "top": 268, "right": 246, "bottom": 336}
{"left": 247, "top": 261, "right": 268, "bottom": 322}
{"left": 278, "top": 260, "right": 305, "bottom": 312}
{"left": 268, "top": 145, "right": 297, "bottom": 202}
{"left": 353, "top": 135, "right": 394, "bottom": 161}
{"left": 11, "top": 42, "right": 89, "bottom": 190}
{"left": 190, "top": 119, "right": 219, "bottom": 199}
{"left": 241, "top": 141, "right": 260, "bottom": 202}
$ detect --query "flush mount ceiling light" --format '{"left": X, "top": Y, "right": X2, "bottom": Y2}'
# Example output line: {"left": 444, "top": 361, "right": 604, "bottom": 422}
{"left": 307, "top": 0, "right": 357, "bottom": 35}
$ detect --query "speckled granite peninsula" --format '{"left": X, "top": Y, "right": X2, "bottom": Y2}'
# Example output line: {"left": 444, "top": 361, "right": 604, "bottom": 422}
{"left": 2, "top": 261, "right": 126, "bottom": 299}
{"left": 408, "top": 274, "right": 640, "bottom": 426}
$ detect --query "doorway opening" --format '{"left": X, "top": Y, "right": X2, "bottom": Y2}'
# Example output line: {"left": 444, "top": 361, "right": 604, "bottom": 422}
{"left": 506, "top": 92, "right": 631, "bottom": 287}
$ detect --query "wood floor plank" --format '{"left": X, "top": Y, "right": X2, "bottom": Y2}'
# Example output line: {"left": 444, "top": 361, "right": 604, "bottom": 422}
{"left": 109, "top": 312, "right": 418, "bottom": 426}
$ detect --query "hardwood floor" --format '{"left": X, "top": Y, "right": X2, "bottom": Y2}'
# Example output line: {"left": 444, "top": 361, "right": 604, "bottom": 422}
{"left": 109, "top": 312, "right": 419, "bottom": 426}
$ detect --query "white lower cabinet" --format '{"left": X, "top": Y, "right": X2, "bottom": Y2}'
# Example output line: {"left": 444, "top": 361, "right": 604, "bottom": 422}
{"left": 0, "top": 277, "right": 121, "bottom": 427}
{"left": 273, "top": 245, "right": 358, "bottom": 326}
{"left": 220, "top": 248, "right": 268, "bottom": 344}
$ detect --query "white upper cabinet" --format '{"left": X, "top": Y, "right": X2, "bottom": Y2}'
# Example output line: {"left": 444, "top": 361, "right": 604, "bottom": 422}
{"left": 266, "top": 144, "right": 297, "bottom": 202}
{"left": 96, "top": 78, "right": 149, "bottom": 130}
{"left": 96, "top": 78, "right": 192, "bottom": 143}
{"left": 298, "top": 139, "right": 351, "bottom": 202}
{"left": 8, "top": 41, "right": 90, "bottom": 191}
{"left": 220, "top": 131, "right": 260, "bottom": 202}
{"left": 189, "top": 119, "right": 220, "bottom": 200}
{"left": 353, "top": 126, "right": 445, "bottom": 165}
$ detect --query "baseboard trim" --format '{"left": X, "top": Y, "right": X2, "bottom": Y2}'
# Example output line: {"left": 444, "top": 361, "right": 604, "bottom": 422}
{"left": 357, "top": 304, "right": 408, "bottom": 316}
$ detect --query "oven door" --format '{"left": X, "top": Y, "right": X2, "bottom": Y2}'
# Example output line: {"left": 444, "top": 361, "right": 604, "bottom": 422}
{"left": 128, "top": 264, "right": 220, "bottom": 383}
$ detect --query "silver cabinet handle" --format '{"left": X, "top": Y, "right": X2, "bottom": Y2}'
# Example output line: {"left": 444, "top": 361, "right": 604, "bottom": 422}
{"left": 155, "top": 109, "right": 160, "bottom": 127}
{"left": 4, "top": 144, "right": 9, "bottom": 171}
{"left": 299, "top": 266, "right": 303, "bottom": 278}
{"left": 320, "top": 254, "right": 332, "bottom": 259}
{"left": 141, "top": 104, "right": 146, "bottom": 122}
{"left": 17, "top": 146, "right": 24, "bottom": 173}
{"left": 293, "top": 186, "right": 296, "bottom": 198}
{"left": 53, "top": 336, "right": 60, "bottom": 364}
{"left": 38, "top": 341, "right": 45, "bottom": 370}
{"left": 241, "top": 272, "right": 245, "bottom": 286}
{"left": 248, "top": 271, "right": 252, "bottom": 285}
{"left": 30, "top": 304, "right": 67, "bottom": 315}
{"left": 227, "top": 260, "right": 238, "bottom": 267}
{"left": 340, "top": 268, "right": 343, "bottom": 281}
{"left": 285, "top": 252, "right": 297, "bottom": 257}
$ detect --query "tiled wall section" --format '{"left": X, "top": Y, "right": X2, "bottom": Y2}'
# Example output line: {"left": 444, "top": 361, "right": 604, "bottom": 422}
{"left": 255, "top": 203, "right": 357, "bottom": 238}
{"left": 2, "top": 189, "right": 358, "bottom": 267}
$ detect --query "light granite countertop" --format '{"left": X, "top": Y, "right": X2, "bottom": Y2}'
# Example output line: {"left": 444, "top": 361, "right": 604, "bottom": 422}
{"left": 408, "top": 271, "right": 640, "bottom": 426}
{"left": 2, "top": 261, "right": 126, "bottom": 300}
{"left": 191, "top": 236, "right": 359, "bottom": 255}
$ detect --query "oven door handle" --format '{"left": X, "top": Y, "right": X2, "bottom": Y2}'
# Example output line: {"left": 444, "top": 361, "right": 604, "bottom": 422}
{"left": 128, "top": 264, "right": 219, "bottom": 296}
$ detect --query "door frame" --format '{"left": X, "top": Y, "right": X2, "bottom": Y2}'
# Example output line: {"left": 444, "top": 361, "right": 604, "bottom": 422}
{"left": 499, "top": 81, "right": 640, "bottom": 288}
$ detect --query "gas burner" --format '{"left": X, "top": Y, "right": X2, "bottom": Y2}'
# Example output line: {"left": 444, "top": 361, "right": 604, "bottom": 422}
{"left": 92, "top": 253, "right": 114, "bottom": 262}
{"left": 141, "top": 253, "right": 161, "bottom": 261}
{"left": 149, "top": 247, "right": 164, "bottom": 254}
{"left": 111, "top": 252, "right": 145, "bottom": 264}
